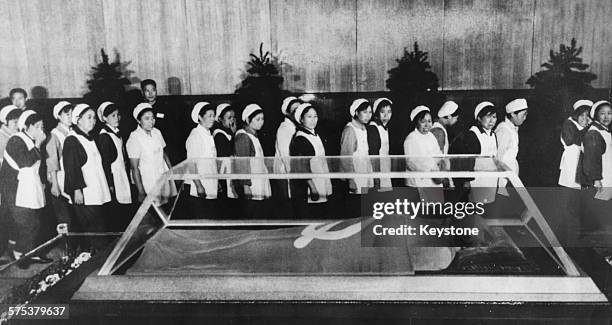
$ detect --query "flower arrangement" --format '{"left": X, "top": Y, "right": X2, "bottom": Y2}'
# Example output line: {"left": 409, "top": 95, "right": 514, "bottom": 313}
{"left": 0, "top": 252, "right": 92, "bottom": 324}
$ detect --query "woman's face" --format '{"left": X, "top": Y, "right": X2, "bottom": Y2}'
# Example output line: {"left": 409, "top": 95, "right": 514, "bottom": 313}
{"left": 479, "top": 112, "right": 497, "bottom": 130}
{"left": 301, "top": 108, "right": 318, "bottom": 130}
{"left": 576, "top": 110, "right": 591, "bottom": 127}
{"left": 77, "top": 109, "right": 96, "bottom": 133}
{"left": 221, "top": 110, "right": 236, "bottom": 130}
{"left": 5, "top": 119, "right": 19, "bottom": 134}
{"left": 416, "top": 113, "right": 433, "bottom": 134}
{"left": 595, "top": 105, "right": 612, "bottom": 127}
{"left": 27, "top": 120, "right": 45, "bottom": 140}
{"left": 139, "top": 111, "right": 156, "bottom": 131}
{"left": 355, "top": 106, "right": 372, "bottom": 125}
{"left": 199, "top": 109, "right": 215, "bottom": 129}
{"left": 58, "top": 109, "right": 72, "bottom": 127}
{"left": 378, "top": 105, "right": 392, "bottom": 125}
{"left": 249, "top": 112, "right": 265, "bottom": 131}
{"left": 104, "top": 110, "right": 121, "bottom": 129}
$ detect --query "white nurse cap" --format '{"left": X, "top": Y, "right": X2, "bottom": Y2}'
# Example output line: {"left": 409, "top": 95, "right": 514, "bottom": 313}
{"left": 281, "top": 96, "right": 299, "bottom": 116}
{"left": 410, "top": 105, "right": 430, "bottom": 122}
{"left": 474, "top": 101, "right": 494, "bottom": 120}
{"left": 505, "top": 98, "right": 528, "bottom": 114}
{"left": 96, "top": 101, "right": 114, "bottom": 121}
{"left": 216, "top": 103, "right": 232, "bottom": 121}
{"left": 573, "top": 99, "right": 593, "bottom": 111}
{"left": 438, "top": 101, "right": 458, "bottom": 118}
{"left": 0, "top": 105, "right": 19, "bottom": 124}
{"left": 242, "top": 104, "right": 263, "bottom": 123}
{"left": 349, "top": 98, "right": 370, "bottom": 117}
{"left": 17, "top": 110, "right": 36, "bottom": 130}
{"left": 72, "top": 104, "right": 91, "bottom": 125}
{"left": 293, "top": 103, "right": 313, "bottom": 124}
{"left": 133, "top": 103, "right": 153, "bottom": 121}
{"left": 591, "top": 100, "right": 612, "bottom": 119}
{"left": 53, "top": 101, "right": 72, "bottom": 120}
{"left": 191, "top": 102, "right": 211, "bottom": 124}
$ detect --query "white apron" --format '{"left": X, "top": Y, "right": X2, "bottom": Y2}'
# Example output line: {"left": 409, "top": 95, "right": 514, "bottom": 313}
{"left": 403, "top": 129, "right": 444, "bottom": 203}
{"left": 100, "top": 128, "right": 132, "bottom": 204}
{"left": 346, "top": 122, "right": 373, "bottom": 194}
{"left": 51, "top": 127, "right": 71, "bottom": 200}
{"left": 588, "top": 125, "right": 612, "bottom": 200}
{"left": 187, "top": 126, "right": 218, "bottom": 199}
{"left": 236, "top": 129, "right": 271, "bottom": 200}
{"left": 68, "top": 131, "right": 112, "bottom": 205}
{"left": 469, "top": 126, "right": 498, "bottom": 204}
{"left": 295, "top": 129, "right": 333, "bottom": 203}
{"left": 495, "top": 119, "right": 519, "bottom": 195}
{"left": 371, "top": 122, "right": 392, "bottom": 189}
{"left": 431, "top": 121, "right": 449, "bottom": 154}
{"left": 273, "top": 118, "right": 295, "bottom": 197}
{"left": 558, "top": 118, "right": 584, "bottom": 188}
{"left": 213, "top": 128, "right": 237, "bottom": 199}
{"left": 3, "top": 132, "right": 45, "bottom": 209}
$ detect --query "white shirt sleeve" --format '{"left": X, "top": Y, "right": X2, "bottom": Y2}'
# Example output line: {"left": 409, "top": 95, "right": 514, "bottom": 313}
{"left": 126, "top": 133, "right": 141, "bottom": 159}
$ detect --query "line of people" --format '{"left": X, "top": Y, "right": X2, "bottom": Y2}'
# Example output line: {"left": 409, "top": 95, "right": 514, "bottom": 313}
{"left": 0, "top": 80, "right": 610, "bottom": 267}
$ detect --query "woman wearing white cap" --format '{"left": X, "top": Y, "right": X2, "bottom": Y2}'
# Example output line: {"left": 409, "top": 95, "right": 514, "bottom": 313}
{"left": 560, "top": 100, "right": 593, "bottom": 188}
{"left": 126, "top": 103, "right": 177, "bottom": 204}
{"left": 234, "top": 104, "right": 271, "bottom": 219}
{"left": 0, "top": 110, "right": 50, "bottom": 265}
{"left": 45, "top": 101, "right": 73, "bottom": 234}
{"left": 63, "top": 104, "right": 111, "bottom": 251}
{"left": 274, "top": 96, "right": 302, "bottom": 199}
{"left": 367, "top": 98, "right": 393, "bottom": 190}
{"left": 0, "top": 105, "right": 21, "bottom": 262}
{"left": 403, "top": 105, "right": 445, "bottom": 202}
{"left": 455, "top": 102, "right": 498, "bottom": 205}
{"left": 556, "top": 99, "right": 592, "bottom": 244}
{"left": 431, "top": 101, "right": 460, "bottom": 154}
{"left": 495, "top": 98, "right": 528, "bottom": 196}
{"left": 581, "top": 101, "right": 612, "bottom": 230}
{"left": 213, "top": 103, "right": 237, "bottom": 204}
{"left": 96, "top": 102, "right": 133, "bottom": 231}
{"left": 289, "top": 103, "right": 332, "bottom": 218}
{"left": 341, "top": 99, "right": 374, "bottom": 195}
{"left": 185, "top": 102, "right": 218, "bottom": 219}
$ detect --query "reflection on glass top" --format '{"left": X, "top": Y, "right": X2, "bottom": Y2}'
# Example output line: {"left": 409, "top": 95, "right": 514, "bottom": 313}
{"left": 167, "top": 155, "right": 510, "bottom": 179}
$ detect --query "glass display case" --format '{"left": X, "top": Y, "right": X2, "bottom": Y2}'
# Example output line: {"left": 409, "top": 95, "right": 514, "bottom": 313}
{"left": 74, "top": 155, "right": 607, "bottom": 303}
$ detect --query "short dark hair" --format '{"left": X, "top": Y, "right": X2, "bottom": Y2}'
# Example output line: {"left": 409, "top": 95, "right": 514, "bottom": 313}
{"left": 9, "top": 88, "right": 27, "bottom": 99}
{"left": 25, "top": 112, "right": 43, "bottom": 128}
{"left": 60, "top": 104, "right": 74, "bottom": 115}
{"left": 299, "top": 105, "right": 318, "bottom": 122}
{"left": 140, "top": 79, "right": 157, "bottom": 91}
{"left": 198, "top": 103, "right": 215, "bottom": 117}
{"left": 477, "top": 106, "right": 497, "bottom": 120}
{"left": 414, "top": 110, "right": 431, "bottom": 124}
{"left": 506, "top": 108, "right": 527, "bottom": 119}
{"left": 5, "top": 109, "right": 22, "bottom": 123}
{"left": 101, "top": 103, "right": 118, "bottom": 118}
{"left": 354, "top": 102, "right": 371, "bottom": 115}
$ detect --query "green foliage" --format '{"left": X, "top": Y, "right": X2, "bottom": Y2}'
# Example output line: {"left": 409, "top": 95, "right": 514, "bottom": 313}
{"left": 83, "top": 48, "right": 131, "bottom": 109}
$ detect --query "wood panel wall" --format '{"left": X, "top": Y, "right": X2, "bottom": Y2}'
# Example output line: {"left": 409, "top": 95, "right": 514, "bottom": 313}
{"left": 0, "top": 0, "right": 610, "bottom": 98}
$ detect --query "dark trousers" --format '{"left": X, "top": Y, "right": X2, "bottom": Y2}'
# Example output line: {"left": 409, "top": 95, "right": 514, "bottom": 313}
{"left": 50, "top": 195, "right": 73, "bottom": 227}
{"left": 7, "top": 206, "right": 41, "bottom": 254}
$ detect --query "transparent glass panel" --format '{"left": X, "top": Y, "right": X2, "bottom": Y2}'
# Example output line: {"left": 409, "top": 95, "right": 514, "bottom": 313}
{"left": 99, "top": 155, "right": 577, "bottom": 277}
